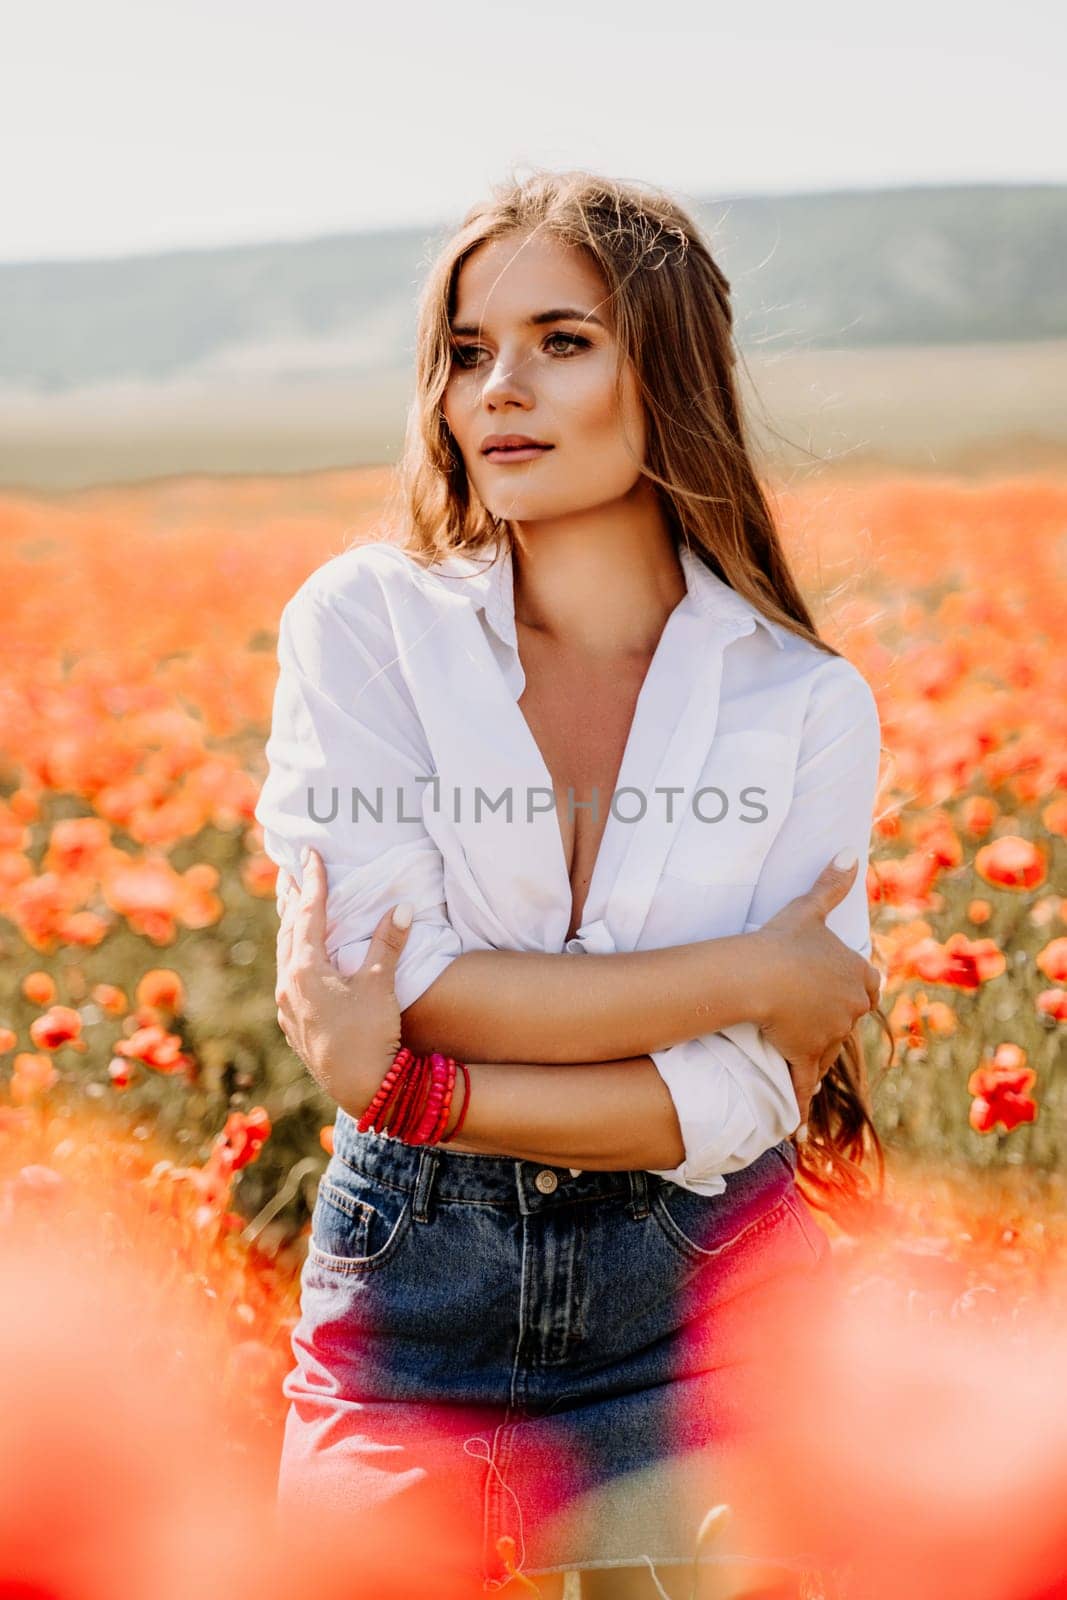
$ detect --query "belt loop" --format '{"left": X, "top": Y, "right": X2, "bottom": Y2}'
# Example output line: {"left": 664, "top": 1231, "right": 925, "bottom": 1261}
{"left": 412, "top": 1146, "right": 440, "bottom": 1224}
{"left": 627, "top": 1169, "right": 650, "bottom": 1220}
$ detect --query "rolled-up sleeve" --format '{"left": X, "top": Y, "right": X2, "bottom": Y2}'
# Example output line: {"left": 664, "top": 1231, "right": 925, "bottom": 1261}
{"left": 649, "top": 657, "right": 883, "bottom": 1194}
{"left": 254, "top": 572, "right": 462, "bottom": 1014}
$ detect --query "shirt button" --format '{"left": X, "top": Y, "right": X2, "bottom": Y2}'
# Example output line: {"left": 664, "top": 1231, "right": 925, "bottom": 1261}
{"left": 534, "top": 1169, "right": 559, "bottom": 1194}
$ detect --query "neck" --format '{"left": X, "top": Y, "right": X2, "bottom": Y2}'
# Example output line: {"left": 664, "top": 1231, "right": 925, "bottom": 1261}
{"left": 507, "top": 486, "right": 686, "bottom": 659}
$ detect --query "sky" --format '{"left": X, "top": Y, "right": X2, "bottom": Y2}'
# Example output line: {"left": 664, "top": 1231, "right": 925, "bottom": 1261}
{"left": 3, "top": 0, "right": 1063, "bottom": 264}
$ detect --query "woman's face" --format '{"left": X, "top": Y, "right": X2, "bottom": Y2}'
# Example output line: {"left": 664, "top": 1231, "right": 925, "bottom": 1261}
{"left": 440, "top": 232, "right": 647, "bottom": 526}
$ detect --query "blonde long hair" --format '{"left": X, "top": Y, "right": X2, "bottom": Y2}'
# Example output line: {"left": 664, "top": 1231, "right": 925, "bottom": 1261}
{"left": 380, "top": 167, "right": 893, "bottom": 1213}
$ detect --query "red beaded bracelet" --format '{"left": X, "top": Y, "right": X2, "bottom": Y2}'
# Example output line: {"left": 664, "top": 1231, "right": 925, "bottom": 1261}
{"left": 440, "top": 1061, "right": 471, "bottom": 1143}
{"left": 357, "top": 1047, "right": 468, "bottom": 1147}
{"left": 396, "top": 1053, "right": 432, "bottom": 1139}
{"left": 412, "top": 1053, "right": 451, "bottom": 1144}
{"left": 356, "top": 1048, "right": 411, "bottom": 1134}
{"left": 388, "top": 1050, "right": 424, "bottom": 1137}
{"left": 426, "top": 1055, "right": 458, "bottom": 1143}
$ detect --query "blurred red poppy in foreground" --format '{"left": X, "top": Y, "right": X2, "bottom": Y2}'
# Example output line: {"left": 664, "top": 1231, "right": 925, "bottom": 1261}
{"left": 712, "top": 1258, "right": 1067, "bottom": 1600}
{"left": 0, "top": 1175, "right": 486, "bottom": 1600}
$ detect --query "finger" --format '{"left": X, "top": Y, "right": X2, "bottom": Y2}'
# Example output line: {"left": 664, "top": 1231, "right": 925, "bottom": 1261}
{"left": 291, "top": 848, "right": 329, "bottom": 966}
{"left": 806, "top": 850, "right": 859, "bottom": 918}
{"left": 276, "top": 992, "right": 295, "bottom": 1047}
{"left": 277, "top": 880, "right": 301, "bottom": 973}
{"left": 277, "top": 924, "right": 293, "bottom": 983}
{"left": 275, "top": 934, "right": 295, "bottom": 999}
{"left": 278, "top": 871, "right": 300, "bottom": 931}
{"left": 865, "top": 962, "right": 884, "bottom": 1008}
{"left": 361, "top": 902, "right": 414, "bottom": 983}
{"left": 786, "top": 1058, "right": 817, "bottom": 1125}
{"left": 275, "top": 869, "right": 295, "bottom": 917}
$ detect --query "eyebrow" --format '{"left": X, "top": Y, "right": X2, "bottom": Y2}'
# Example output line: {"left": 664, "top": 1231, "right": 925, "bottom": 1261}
{"left": 449, "top": 307, "right": 606, "bottom": 337}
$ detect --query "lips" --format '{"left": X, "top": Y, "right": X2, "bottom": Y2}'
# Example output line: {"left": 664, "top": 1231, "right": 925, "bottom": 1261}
{"left": 480, "top": 434, "right": 554, "bottom": 455}
{"left": 484, "top": 445, "right": 552, "bottom": 458}
{"left": 483, "top": 445, "right": 554, "bottom": 464}
{"left": 480, "top": 437, "right": 555, "bottom": 466}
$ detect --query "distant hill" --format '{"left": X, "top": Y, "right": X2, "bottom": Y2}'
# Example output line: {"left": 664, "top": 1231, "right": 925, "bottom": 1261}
{"left": 2, "top": 184, "right": 1065, "bottom": 394}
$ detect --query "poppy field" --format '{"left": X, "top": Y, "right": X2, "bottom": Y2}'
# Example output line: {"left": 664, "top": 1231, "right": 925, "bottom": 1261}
{"left": 0, "top": 465, "right": 1065, "bottom": 1598}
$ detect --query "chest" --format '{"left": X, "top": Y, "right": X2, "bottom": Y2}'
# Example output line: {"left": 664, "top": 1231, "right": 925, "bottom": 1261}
{"left": 515, "top": 629, "right": 655, "bottom": 941}
{"left": 409, "top": 588, "right": 802, "bottom": 960}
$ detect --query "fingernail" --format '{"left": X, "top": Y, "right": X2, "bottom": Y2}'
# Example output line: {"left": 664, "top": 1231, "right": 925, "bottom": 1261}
{"left": 300, "top": 846, "right": 311, "bottom": 868}
{"left": 392, "top": 901, "right": 414, "bottom": 930}
{"left": 832, "top": 848, "right": 857, "bottom": 870}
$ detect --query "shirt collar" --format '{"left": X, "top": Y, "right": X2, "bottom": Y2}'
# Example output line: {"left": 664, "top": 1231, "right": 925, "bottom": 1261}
{"left": 431, "top": 537, "right": 789, "bottom": 653}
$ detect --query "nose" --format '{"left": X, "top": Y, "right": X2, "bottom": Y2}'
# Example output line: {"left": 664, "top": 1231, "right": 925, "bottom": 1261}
{"left": 481, "top": 348, "right": 533, "bottom": 411}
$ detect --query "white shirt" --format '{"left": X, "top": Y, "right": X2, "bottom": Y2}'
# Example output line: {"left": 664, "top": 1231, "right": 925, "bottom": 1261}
{"left": 254, "top": 536, "right": 881, "bottom": 1196}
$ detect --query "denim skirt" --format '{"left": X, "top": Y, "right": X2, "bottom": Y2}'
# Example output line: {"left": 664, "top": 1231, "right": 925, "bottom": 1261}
{"left": 276, "top": 1111, "right": 833, "bottom": 1592}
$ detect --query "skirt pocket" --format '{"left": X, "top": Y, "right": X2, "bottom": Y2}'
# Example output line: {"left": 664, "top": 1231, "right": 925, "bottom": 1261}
{"left": 649, "top": 1178, "right": 792, "bottom": 1267}
{"left": 782, "top": 1188, "right": 832, "bottom": 1267}
{"left": 307, "top": 1159, "right": 413, "bottom": 1276}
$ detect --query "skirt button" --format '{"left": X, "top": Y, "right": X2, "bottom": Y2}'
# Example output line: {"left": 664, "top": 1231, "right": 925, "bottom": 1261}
{"left": 534, "top": 1169, "right": 559, "bottom": 1194}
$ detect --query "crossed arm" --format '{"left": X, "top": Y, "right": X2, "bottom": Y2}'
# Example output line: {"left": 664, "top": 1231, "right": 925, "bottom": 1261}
{"left": 258, "top": 580, "right": 882, "bottom": 1183}
{"left": 386, "top": 663, "right": 880, "bottom": 1175}
{"left": 398, "top": 934, "right": 769, "bottom": 1170}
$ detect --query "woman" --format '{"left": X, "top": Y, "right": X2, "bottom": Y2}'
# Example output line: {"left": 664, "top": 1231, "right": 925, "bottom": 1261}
{"left": 258, "top": 170, "right": 889, "bottom": 1598}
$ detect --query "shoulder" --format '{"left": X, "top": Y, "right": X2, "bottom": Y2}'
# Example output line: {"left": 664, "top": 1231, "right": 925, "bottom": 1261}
{"left": 795, "top": 649, "right": 882, "bottom": 767}
{"left": 744, "top": 618, "right": 879, "bottom": 746}
{"left": 806, "top": 649, "right": 879, "bottom": 719}
{"left": 276, "top": 539, "right": 476, "bottom": 685}
{"left": 765, "top": 620, "right": 878, "bottom": 714}
{"left": 272, "top": 543, "right": 431, "bottom": 682}
{"left": 287, "top": 539, "right": 432, "bottom": 617}
{"left": 750, "top": 617, "right": 880, "bottom": 732}
{"left": 278, "top": 541, "right": 460, "bottom": 655}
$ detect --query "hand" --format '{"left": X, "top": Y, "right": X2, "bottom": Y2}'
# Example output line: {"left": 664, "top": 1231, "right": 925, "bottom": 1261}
{"left": 274, "top": 850, "right": 413, "bottom": 1117}
{"left": 749, "top": 852, "right": 883, "bottom": 1125}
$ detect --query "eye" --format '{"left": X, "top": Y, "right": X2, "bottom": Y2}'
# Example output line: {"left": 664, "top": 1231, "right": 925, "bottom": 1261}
{"left": 449, "top": 331, "right": 592, "bottom": 369}
{"left": 543, "top": 331, "right": 591, "bottom": 356}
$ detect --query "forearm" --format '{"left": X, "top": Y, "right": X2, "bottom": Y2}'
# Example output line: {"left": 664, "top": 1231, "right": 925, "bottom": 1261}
{"left": 368, "top": 1055, "right": 687, "bottom": 1172}
{"left": 401, "top": 935, "right": 768, "bottom": 1065}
